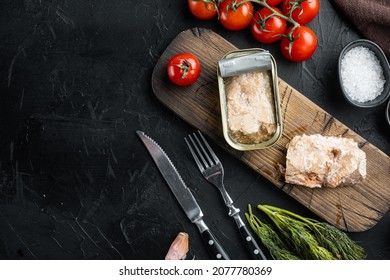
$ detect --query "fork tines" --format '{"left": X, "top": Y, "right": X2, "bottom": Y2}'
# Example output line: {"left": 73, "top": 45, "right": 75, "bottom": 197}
{"left": 184, "top": 131, "right": 220, "bottom": 172}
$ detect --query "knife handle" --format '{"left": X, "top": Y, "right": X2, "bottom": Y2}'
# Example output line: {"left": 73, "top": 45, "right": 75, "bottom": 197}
{"left": 238, "top": 224, "right": 267, "bottom": 260}
{"left": 201, "top": 229, "right": 230, "bottom": 260}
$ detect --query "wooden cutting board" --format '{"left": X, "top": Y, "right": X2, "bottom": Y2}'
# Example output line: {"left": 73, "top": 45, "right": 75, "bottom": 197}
{"left": 151, "top": 28, "right": 390, "bottom": 232}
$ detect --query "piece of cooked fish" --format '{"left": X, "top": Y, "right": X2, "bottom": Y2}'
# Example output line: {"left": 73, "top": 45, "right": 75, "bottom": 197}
{"left": 285, "top": 134, "right": 366, "bottom": 188}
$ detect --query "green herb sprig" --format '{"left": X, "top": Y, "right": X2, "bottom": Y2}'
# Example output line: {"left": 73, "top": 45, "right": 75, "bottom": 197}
{"left": 245, "top": 205, "right": 300, "bottom": 260}
{"left": 246, "top": 204, "right": 367, "bottom": 260}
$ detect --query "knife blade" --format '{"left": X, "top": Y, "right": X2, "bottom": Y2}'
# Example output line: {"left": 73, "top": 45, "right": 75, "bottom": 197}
{"left": 136, "top": 130, "right": 230, "bottom": 260}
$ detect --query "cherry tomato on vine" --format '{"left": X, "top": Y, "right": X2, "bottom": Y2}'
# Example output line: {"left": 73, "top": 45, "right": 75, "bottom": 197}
{"left": 219, "top": 0, "right": 253, "bottom": 31}
{"left": 282, "top": 0, "right": 320, "bottom": 25}
{"left": 251, "top": 7, "right": 287, "bottom": 44}
{"left": 280, "top": 26, "right": 317, "bottom": 62}
{"left": 188, "top": 0, "right": 217, "bottom": 20}
{"left": 266, "top": 0, "right": 283, "bottom": 6}
{"left": 167, "top": 53, "right": 201, "bottom": 86}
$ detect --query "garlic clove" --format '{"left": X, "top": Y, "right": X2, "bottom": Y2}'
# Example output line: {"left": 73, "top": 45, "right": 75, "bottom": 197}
{"left": 164, "top": 232, "right": 189, "bottom": 260}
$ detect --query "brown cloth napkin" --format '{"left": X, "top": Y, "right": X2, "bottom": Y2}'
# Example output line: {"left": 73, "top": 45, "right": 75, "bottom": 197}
{"left": 332, "top": 0, "right": 390, "bottom": 58}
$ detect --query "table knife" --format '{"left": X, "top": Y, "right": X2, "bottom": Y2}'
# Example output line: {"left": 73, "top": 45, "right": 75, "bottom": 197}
{"left": 136, "top": 131, "right": 230, "bottom": 260}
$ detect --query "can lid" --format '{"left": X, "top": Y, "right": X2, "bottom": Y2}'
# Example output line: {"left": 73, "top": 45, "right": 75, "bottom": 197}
{"left": 218, "top": 51, "right": 272, "bottom": 78}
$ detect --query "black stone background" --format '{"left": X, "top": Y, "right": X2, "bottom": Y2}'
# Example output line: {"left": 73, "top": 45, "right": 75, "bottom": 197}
{"left": 0, "top": 0, "right": 389, "bottom": 260}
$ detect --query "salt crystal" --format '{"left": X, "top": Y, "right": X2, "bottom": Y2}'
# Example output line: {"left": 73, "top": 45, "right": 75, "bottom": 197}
{"left": 340, "top": 46, "right": 385, "bottom": 103}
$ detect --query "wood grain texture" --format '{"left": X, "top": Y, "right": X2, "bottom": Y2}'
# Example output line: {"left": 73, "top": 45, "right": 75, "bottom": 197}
{"left": 151, "top": 28, "right": 390, "bottom": 232}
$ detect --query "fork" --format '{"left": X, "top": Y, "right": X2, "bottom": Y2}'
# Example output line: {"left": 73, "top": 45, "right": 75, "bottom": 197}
{"left": 185, "top": 131, "right": 267, "bottom": 260}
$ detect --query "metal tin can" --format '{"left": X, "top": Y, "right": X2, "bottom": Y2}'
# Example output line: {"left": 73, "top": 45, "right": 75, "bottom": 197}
{"left": 217, "top": 48, "right": 283, "bottom": 151}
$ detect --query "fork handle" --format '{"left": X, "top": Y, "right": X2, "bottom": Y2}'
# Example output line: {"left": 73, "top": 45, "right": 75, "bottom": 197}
{"left": 201, "top": 229, "right": 230, "bottom": 260}
{"left": 239, "top": 224, "right": 267, "bottom": 260}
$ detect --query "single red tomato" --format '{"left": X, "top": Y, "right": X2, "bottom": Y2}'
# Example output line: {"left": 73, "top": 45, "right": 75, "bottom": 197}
{"left": 282, "top": 0, "right": 320, "bottom": 25}
{"left": 167, "top": 53, "right": 201, "bottom": 86}
{"left": 266, "top": 0, "right": 283, "bottom": 6}
{"left": 188, "top": 0, "right": 217, "bottom": 20}
{"left": 251, "top": 7, "right": 287, "bottom": 44}
{"left": 219, "top": 0, "right": 253, "bottom": 31}
{"left": 280, "top": 26, "right": 317, "bottom": 62}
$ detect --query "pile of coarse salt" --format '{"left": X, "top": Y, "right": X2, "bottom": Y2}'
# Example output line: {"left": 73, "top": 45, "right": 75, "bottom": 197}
{"left": 340, "top": 46, "right": 385, "bottom": 103}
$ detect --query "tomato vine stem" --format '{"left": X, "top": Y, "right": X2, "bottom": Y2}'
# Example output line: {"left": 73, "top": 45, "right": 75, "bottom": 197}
{"left": 173, "top": 59, "right": 190, "bottom": 80}
{"left": 245, "top": 0, "right": 300, "bottom": 29}
{"left": 196, "top": 0, "right": 305, "bottom": 46}
{"left": 232, "top": 0, "right": 303, "bottom": 53}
